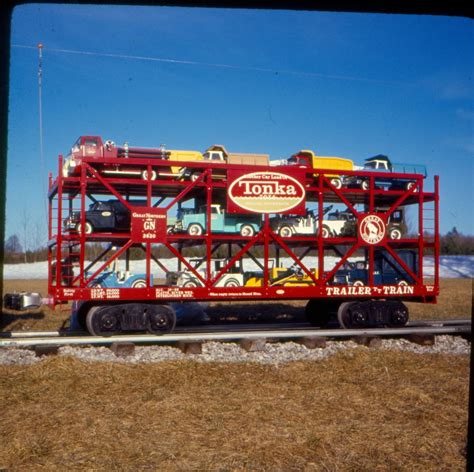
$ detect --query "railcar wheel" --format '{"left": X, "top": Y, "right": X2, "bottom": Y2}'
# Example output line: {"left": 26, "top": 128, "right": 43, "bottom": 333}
{"left": 147, "top": 305, "right": 176, "bottom": 334}
{"left": 388, "top": 302, "right": 409, "bottom": 327}
{"left": 86, "top": 306, "right": 120, "bottom": 337}
{"left": 305, "top": 300, "right": 332, "bottom": 327}
{"left": 337, "top": 302, "right": 368, "bottom": 329}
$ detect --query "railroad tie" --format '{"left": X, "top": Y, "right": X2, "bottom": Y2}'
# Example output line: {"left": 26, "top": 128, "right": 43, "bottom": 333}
{"left": 110, "top": 342, "right": 136, "bottom": 358}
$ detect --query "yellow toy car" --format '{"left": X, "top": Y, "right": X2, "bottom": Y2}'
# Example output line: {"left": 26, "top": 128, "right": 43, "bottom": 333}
{"left": 245, "top": 265, "right": 318, "bottom": 287}
{"left": 288, "top": 149, "right": 353, "bottom": 189}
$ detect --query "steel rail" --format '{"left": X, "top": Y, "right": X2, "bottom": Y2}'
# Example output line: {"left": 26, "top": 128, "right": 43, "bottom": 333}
{"left": 408, "top": 319, "right": 472, "bottom": 327}
{"left": 0, "top": 324, "right": 470, "bottom": 348}
{"left": 0, "top": 318, "right": 470, "bottom": 340}
{"left": 0, "top": 323, "right": 311, "bottom": 339}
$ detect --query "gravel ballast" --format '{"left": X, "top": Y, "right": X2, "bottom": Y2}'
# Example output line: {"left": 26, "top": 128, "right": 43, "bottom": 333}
{"left": 0, "top": 335, "right": 470, "bottom": 365}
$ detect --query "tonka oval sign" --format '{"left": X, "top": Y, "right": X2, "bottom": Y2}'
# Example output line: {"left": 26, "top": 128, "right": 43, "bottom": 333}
{"left": 227, "top": 171, "right": 306, "bottom": 214}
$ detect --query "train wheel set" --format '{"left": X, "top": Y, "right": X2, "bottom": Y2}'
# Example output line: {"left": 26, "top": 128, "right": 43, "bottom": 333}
{"left": 46, "top": 137, "right": 439, "bottom": 336}
{"left": 84, "top": 303, "right": 176, "bottom": 337}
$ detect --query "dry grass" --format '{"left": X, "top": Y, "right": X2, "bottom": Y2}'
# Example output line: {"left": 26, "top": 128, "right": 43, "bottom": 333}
{"left": 0, "top": 350, "right": 469, "bottom": 470}
{"left": 1, "top": 278, "right": 471, "bottom": 332}
{"left": 0, "top": 279, "right": 470, "bottom": 469}
{"left": 406, "top": 278, "right": 472, "bottom": 320}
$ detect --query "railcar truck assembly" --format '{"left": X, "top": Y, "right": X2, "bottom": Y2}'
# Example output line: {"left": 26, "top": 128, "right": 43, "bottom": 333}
{"left": 4, "top": 136, "right": 438, "bottom": 336}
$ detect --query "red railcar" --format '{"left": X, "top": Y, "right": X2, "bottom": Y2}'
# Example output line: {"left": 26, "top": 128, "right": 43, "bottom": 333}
{"left": 47, "top": 142, "right": 439, "bottom": 335}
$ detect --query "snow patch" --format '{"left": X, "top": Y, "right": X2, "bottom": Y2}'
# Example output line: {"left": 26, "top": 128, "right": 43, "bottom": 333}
{"left": 3, "top": 255, "right": 473, "bottom": 280}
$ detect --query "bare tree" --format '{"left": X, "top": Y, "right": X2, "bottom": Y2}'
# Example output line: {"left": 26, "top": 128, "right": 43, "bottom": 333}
{"left": 20, "top": 208, "right": 30, "bottom": 263}
{"left": 33, "top": 218, "right": 46, "bottom": 262}
{"left": 5, "top": 234, "right": 22, "bottom": 253}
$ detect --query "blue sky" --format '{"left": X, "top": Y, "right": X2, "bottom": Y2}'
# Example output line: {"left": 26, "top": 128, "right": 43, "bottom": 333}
{"left": 6, "top": 4, "right": 474, "bottom": 243}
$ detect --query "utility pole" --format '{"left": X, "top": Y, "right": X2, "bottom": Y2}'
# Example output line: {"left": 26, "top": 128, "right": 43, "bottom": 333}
{"left": 37, "top": 43, "right": 47, "bottom": 224}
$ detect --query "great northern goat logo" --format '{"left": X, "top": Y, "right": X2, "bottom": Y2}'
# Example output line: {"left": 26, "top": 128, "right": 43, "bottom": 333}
{"left": 228, "top": 172, "right": 305, "bottom": 213}
{"left": 359, "top": 214, "right": 386, "bottom": 244}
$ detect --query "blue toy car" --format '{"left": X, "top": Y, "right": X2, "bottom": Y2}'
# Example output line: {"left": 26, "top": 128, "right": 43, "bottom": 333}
{"left": 334, "top": 250, "right": 418, "bottom": 286}
{"left": 171, "top": 204, "right": 261, "bottom": 237}
{"left": 88, "top": 268, "right": 150, "bottom": 288}
{"left": 345, "top": 155, "right": 427, "bottom": 191}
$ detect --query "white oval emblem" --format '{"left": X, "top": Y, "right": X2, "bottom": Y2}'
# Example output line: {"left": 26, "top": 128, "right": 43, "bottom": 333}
{"left": 359, "top": 214, "right": 386, "bottom": 244}
{"left": 276, "top": 289, "right": 285, "bottom": 295}
{"left": 228, "top": 172, "right": 305, "bottom": 214}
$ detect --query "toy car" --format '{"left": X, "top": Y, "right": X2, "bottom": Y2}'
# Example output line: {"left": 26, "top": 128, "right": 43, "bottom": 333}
{"left": 339, "top": 207, "right": 405, "bottom": 240}
{"left": 271, "top": 205, "right": 360, "bottom": 238}
{"left": 333, "top": 250, "right": 417, "bottom": 286}
{"left": 64, "top": 199, "right": 146, "bottom": 234}
{"left": 87, "top": 263, "right": 150, "bottom": 289}
{"left": 170, "top": 204, "right": 262, "bottom": 237}
{"left": 61, "top": 135, "right": 206, "bottom": 181}
{"left": 245, "top": 264, "right": 318, "bottom": 287}
{"left": 287, "top": 150, "right": 354, "bottom": 189}
{"left": 168, "top": 258, "right": 246, "bottom": 288}
{"left": 344, "top": 155, "right": 427, "bottom": 191}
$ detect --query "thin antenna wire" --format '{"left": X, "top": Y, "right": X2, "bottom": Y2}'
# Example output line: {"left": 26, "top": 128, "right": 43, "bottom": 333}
{"left": 37, "top": 43, "right": 48, "bottom": 223}
{"left": 13, "top": 43, "right": 409, "bottom": 87}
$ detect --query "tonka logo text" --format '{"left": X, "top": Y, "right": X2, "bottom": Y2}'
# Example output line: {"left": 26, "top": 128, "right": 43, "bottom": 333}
{"left": 227, "top": 170, "right": 306, "bottom": 214}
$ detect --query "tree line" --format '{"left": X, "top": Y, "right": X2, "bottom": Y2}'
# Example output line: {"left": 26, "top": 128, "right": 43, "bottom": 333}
{"left": 3, "top": 226, "right": 473, "bottom": 264}
{"left": 439, "top": 227, "right": 474, "bottom": 255}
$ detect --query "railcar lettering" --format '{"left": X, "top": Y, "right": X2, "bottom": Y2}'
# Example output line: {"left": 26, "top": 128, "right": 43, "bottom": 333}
{"left": 91, "top": 288, "right": 106, "bottom": 299}
{"left": 382, "top": 285, "right": 414, "bottom": 295}
{"left": 155, "top": 288, "right": 193, "bottom": 298}
{"left": 326, "top": 285, "right": 414, "bottom": 296}
{"left": 105, "top": 288, "right": 120, "bottom": 299}
{"left": 143, "top": 219, "right": 156, "bottom": 230}
{"left": 142, "top": 232, "right": 157, "bottom": 239}
{"left": 62, "top": 289, "right": 76, "bottom": 297}
{"left": 326, "top": 286, "right": 372, "bottom": 296}
{"left": 132, "top": 211, "right": 166, "bottom": 219}
{"left": 209, "top": 291, "right": 261, "bottom": 297}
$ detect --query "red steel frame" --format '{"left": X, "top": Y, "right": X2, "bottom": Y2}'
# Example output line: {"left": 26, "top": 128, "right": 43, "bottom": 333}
{"left": 47, "top": 154, "right": 439, "bottom": 306}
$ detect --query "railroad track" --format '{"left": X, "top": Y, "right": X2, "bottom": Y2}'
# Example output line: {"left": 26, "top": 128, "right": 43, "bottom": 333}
{"left": 0, "top": 319, "right": 470, "bottom": 349}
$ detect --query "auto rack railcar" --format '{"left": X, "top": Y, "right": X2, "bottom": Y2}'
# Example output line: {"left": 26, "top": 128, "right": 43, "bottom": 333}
{"left": 47, "top": 139, "right": 439, "bottom": 335}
